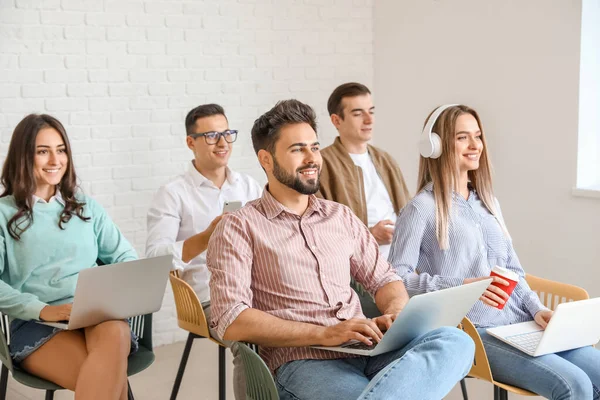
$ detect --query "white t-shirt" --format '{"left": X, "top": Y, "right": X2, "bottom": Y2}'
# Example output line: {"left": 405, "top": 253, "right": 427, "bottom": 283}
{"left": 146, "top": 162, "right": 263, "bottom": 303}
{"left": 348, "top": 152, "right": 396, "bottom": 259}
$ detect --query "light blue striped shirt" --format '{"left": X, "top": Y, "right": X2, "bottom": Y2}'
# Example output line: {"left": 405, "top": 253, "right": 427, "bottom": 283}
{"left": 388, "top": 183, "right": 547, "bottom": 328}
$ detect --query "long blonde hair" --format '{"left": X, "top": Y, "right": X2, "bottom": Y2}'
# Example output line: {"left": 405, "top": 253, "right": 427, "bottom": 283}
{"left": 417, "top": 105, "right": 502, "bottom": 249}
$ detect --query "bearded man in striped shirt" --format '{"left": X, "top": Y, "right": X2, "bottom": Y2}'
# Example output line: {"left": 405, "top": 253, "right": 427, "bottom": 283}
{"left": 206, "top": 99, "right": 473, "bottom": 400}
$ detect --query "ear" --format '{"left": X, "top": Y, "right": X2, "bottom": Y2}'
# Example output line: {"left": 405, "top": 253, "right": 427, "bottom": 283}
{"left": 186, "top": 136, "right": 195, "bottom": 151}
{"left": 257, "top": 149, "right": 273, "bottom": 173}
{"left": 330, "top": 114, "right": 342, "bottom": 130}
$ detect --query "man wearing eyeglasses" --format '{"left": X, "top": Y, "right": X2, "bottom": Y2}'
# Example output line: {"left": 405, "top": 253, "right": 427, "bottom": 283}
{"left": 146, "top": 103, "right": 262, "bottom": 400}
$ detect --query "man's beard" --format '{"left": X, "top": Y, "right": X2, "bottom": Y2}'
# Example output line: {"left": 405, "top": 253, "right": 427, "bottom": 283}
{"left": 272, "top": 157, "right": 320, "bottom": 195}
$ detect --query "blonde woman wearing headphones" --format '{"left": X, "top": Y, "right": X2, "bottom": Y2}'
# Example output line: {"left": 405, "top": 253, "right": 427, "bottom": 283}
{"left": 389, "top": 104, "right": 600, "bottom": 399}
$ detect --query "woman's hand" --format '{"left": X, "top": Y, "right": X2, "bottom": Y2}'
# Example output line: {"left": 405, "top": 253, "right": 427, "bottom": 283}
{"left": 534, "top": 310, "right": 553, "bottom": 329}
{"left": 39, "top": 304, "right": 72, "bottom": 322}
{"left": 464, "top": 276, "right": 510, "bottom": 307}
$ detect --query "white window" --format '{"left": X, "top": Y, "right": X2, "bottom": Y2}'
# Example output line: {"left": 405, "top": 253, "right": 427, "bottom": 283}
{"left": 575, "top": 0, "right": 600, "bottom": 198}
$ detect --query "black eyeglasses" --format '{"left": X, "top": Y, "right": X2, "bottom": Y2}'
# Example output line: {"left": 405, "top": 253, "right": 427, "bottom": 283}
{"left": 188, "top": 130, "right": 238, "bottom": 144}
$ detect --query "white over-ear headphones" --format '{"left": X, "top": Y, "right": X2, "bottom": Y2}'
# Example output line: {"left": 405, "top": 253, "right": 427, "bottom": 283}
{"left": 419, "top": 104, "right": 458, "bottom": 159}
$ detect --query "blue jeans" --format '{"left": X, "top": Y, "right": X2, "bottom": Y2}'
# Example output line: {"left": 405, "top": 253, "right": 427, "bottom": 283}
{"left": 478, "top": 328, "right": 600, "bottom": 400}
{"left": 275, "top": 327, "right": 473, "bottom": 400}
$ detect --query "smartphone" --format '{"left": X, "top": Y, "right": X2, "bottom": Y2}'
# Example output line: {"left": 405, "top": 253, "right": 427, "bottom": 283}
{"left": 222, "top": 200, "right": 242, "bottom": 213}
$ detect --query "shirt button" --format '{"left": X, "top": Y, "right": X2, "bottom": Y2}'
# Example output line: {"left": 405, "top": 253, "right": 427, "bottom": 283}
{"left": 480, "top": 245, "right": 485, "bottom": 251}
{"left": 312, "top": 245, "right": 317, "bottom": 251}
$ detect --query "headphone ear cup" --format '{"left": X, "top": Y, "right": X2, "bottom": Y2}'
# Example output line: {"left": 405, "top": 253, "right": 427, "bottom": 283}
{"left": 430, "top": 132, "right": 442, "bottom": 159}
{"left": 419, "top": 135, "right": 434, "bottom": 158}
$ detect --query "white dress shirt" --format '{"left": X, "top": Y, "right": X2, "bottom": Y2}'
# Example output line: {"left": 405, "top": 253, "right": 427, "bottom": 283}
{"left": 146, "top": 161, "right": 263, "bottom": 303}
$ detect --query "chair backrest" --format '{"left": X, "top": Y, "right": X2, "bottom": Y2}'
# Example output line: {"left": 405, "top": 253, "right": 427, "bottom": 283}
{"left": 526, "top": 274, "right": 589, "bottom": 309}
{"left": 237, "top": 342, "right": 279, "bottom": 400}
{"left": 350, "top": 279, "right": 381, "bottom": 319}
{"left": 169, "top": 271, "right": 210, "bottom": 338}
{"left": 0, "top": 312, "right": 14, "bottom": 372}
{"left": 129, "top": 313, "right": 153, "bottom": 350}
{"left": 459, "top": 317, "right": 494, "bottom": 382}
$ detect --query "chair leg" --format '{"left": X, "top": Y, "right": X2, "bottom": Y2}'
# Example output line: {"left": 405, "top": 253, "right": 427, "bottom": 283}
{"left": 0, "top": 365, "right": 8, "bottom": 400}
{"left": 494, "top": 385, "right": 500, "bottom": 400}
{"left": 45, "top": 390, "right": 54, "bottom": 400}
{"left": 460, "top": 378, "right": 468, "bottom": 400}
{"left": 170, "top": 332, "right": 197, "bottom": 400}
{"left": 219, "top": 345, "right": 226, "bottom": 400}
{"left": 127, "top": 379, "right": 134, "bottom": 400}
{"left": 500, "top": 388, "right": 508, "bottom": 400}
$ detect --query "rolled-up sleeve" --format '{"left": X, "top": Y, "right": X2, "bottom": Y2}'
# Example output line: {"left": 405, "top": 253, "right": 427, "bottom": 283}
{"left": 206, "top": 214, "right": 254, "bottom": 340}
{"left": 347, "top": 209, "right": 400, "bottom": 295}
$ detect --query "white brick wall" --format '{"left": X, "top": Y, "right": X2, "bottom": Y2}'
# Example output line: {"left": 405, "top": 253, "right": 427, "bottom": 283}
{"left": 0, "top": 0, "right": 373, "bottom": 346}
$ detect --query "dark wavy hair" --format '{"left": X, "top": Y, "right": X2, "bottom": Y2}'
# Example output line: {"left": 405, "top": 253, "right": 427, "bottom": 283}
{"left": 0, "top": 114, "right": 89, "bottom": 240}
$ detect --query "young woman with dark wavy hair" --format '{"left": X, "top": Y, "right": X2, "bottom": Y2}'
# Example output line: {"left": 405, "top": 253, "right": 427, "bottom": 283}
{"left": 0, "top": 114, "right": 138, "bottom": 400}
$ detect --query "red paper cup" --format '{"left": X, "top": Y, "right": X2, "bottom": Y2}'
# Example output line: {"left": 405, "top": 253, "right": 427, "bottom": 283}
{"left": 489, "top": 266, "right": 519, "bottom": 310}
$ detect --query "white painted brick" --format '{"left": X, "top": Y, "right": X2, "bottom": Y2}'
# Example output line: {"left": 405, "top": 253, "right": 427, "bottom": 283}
{"left": 273, "top": 67, "right": 305, "bottom": 81}
{"left": 150, "top": 109, "right": 183, "bottom": 123}
{"left": 238, "top": 16, "right": 271, "bottom": 30}
{"left": 106, "top": 27, "right": 145, "bottom": 41}
{"left": 201, "top": 16, "right": 238, "bottom": 31}
{"left": 0, "top": 25, "right": 63, "bottom": 41}
{"left": 183, "top": 29, "right": 220, "bottom": 43}
{"left": 222, "top": 55, "right": 255, "bottom": 68}
{"left": 15, "top": 0, "right": 59, "bottom": 9}
{"left": 219, "top": 3, "right": 254, "bottom": 17}
{"left": 130, "top": 97, "right": 168, "bottom": 110}
{"left": 202, "top": 43, "right": 239, "bottom": 57}
{"left": 167, "top": 42, "right": 198, "bottom": 56}
{"left": 107, "top": 55, "right": 146, "bottom": 70}
{"left": 70, "top": 111, "right": 110, "bottom": 126}
{"left": 222, "top": 81, "right": 257, "bottom": 94}
{"left": 64, "top": 26, "right": 105, "bottom": 40}
{"left": 128, "top": 70, "right": 166, "bottom": 83}
{"left": 89, "top": 70, "right": 128, "bottom": 83}
{"left": 221, "top": 30, "right": 256, "bottom": 44}
{"left": 168, "top": 96, "right": 205, "bottom": 110}
{"left": 132, "top": 149, "right": 170, "bottom": 164}
{"left": 111, "top": 111, "right": 150, "bottom": 125}
{"left": 88, "top": 97, "right": 129, "bottom": 111}
{"left": 109, "top": 83, "right": 147, "bottom": 96}
{"left": 169, "top": 148, "right": 189, "bottom": 162}
{"left": 111, "top": 138, "right": 150, "bottom": 152}
{"left": 21, "top": 83, "right": 65, "bottom": 98}
{"left": 19, "top": 54, "right": 63, "bottom": 69}
{"left": 105, "top": 0, "right": 143, "bottom": 13}
{"left": 0, "top": 9, "right": 40, "bottom": 24}
{"left": 86, "top": 41, "right": 126, "bottom": 55}
{"left": 93, "top": 152, "right": 132, "bottom": 166}
{"left": 0, "top": 70, "right": 42, "bottom": 83}
{"left": 73, "top": 153, "right": 91, "bottom": 167}
{"left": 145, "top": 1, "right": 182, "bottom": 15}
{"left": 85, "top": 13, "right": 126, "bottom": 27}
{"left": 61, "top": 0, "right": 102, "bottom": 12}
{"left": 41, "top": 11, "right": 84, "bottom": 26}
{"left": 205, "top": 68, "right": 239, "bottom": 81}
{"left": 44, "top": 97, "right": 89, "bottom": 111}
{"left": 0, "top": 40, "right": 40, "bottom": 55}
{"left": 148, "top": 55, "right": 182, "bottom": 69}
{"left": 66, "top": 126, "right": 91, "bottom": 141}
{"left": 114, "top": 190, "right": 154, "bottom": 206}
{"left": 44, "top": 69, "right": 87, "bottom": 83}
{"left": 91, "top": 179, "right": 132, "bottom": 195}
{"left": 67, "top": 83, "right": 107, "bottom": 97}
{"left": 127, "top": 42, "right": 165, "bottom": 55}
{"left": 182, "top": 2, "right": 218, "bottom": 15}
{"left": 150, "top": 136, "right": 183, "bottom": 151}
{"left": 0, "top": 55, "right": 18, "bottom": 69}
{"left": 151, "top": 161, "right": 186, "bottom": 176}
{"left": 126, "top": 14, "right": 165, "bottom": 28}
{"left": 183, "top": 55, "right": 220, "bottom": 69}
{"left": 91, "top": 124, "right": 132, "bottom": 139}
{"left": 289, "top": 54, "right": 319, "bottom": 67}
{"left": 256, "top": 81, "right": 289, "bottom": 93}
{"left": 132, "top": 176, "right": 170, "bottom": 191}
{"left": 104, "top": 205, "right": 134, "bottom": 220}
{"left": 0, "top": 98, "right": 44, "bottom": 113}
{"left": 148, "top": 83, "right": 185, "bottom": 96}
{"left": 70, "top": 139, "right": 110, "bottom": 153}
{"left": 112, "top": 165, "right": 150, "bottom": 179}
{"left": 185, "top": 82, "right": 222, "bottom": 95}
{"left": 146, "top": 28, "right": 184, "bottom": 42}
{"left": 65, "top": 55, "right": 106, "bottom": 69}
{"left": 77, "top": 166, "right": 113, "bottom": 181}
{"left": 0, "top": 84, "right": 19, "bottom": 98}
{"left": 241, "top": 67, "right": 272, "bottom": 81}
{"left": 133, "top": 205, "right": 149, "bottom": 219}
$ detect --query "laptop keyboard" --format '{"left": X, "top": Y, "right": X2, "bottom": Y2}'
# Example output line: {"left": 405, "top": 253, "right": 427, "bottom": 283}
{"left": 341, "top": 341, "right": 377, "bottom": 351}
{"left": 505, "top": 330, "right": 544, "bottom": 353}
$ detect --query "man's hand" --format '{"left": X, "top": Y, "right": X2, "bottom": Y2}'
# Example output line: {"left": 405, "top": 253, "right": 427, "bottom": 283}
{"left": 369, "top": 220, "right": 395, "bottom": 245}
{"left": 318, "top": 318, "right": 384, "bottom": 346}
{"left": 205, "top": 214, "right": 224, "bottom": 237}
{"left": 182, "top": 214, "right": 224, "bottom": 263}
{"left": 534, "top": 310, "right": 553, "bottom": 329}
{"left": 371, "top": 313, "right": 397, "bottom": 332}
{"left": 39, "top": 304, "right": 72, "bottom": 322}
{"left": 464, "top": 276, "right": 510, "bottom": 308}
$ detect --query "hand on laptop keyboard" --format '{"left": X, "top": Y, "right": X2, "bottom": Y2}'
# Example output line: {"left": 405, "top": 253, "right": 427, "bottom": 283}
{"left": 342, "top": 341, "right": 378, "bottom": 351}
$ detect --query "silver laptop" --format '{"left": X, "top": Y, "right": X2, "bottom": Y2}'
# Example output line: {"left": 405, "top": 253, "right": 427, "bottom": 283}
{"left": 312, "top": 279, "right": 491, "bottom": 356}
{"left": 486, "top": 297, "right": 600, "bottom": 357}
{"left": 38, "top": 255, "right": 173, "bottom": 330}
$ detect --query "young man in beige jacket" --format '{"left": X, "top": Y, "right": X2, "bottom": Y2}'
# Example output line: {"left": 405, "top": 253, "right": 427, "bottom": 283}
{"left": 319, "top": 82, "right": 410, "bottom": 259}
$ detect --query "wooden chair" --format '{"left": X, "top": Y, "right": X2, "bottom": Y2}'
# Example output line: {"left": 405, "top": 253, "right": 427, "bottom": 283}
{"left": 169, "top": 271, "right": 226, "bottom": 400}
{"left": 459, "top": 273, "right": 589, "bottom": 400}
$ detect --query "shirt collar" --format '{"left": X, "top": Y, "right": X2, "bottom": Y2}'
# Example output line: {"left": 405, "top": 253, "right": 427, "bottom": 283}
{"left": 32, "top": 190, "right": 65, "bottom": 206}
{"left": 260, "top": 186, "right": 323, "bottom": 220}
{"left": 422, "top": 181, "right": 477, "bottom": 201}
{"left": 186, "top": 161, "right": 239, "bottom": 187}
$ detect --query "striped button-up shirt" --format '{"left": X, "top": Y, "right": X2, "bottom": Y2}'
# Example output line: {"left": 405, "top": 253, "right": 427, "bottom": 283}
{"left": 207, "top": 188, "right": 400, "bottom": 372}
{"left": 389, "top": 183, "right": 546, "bottom": 328}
